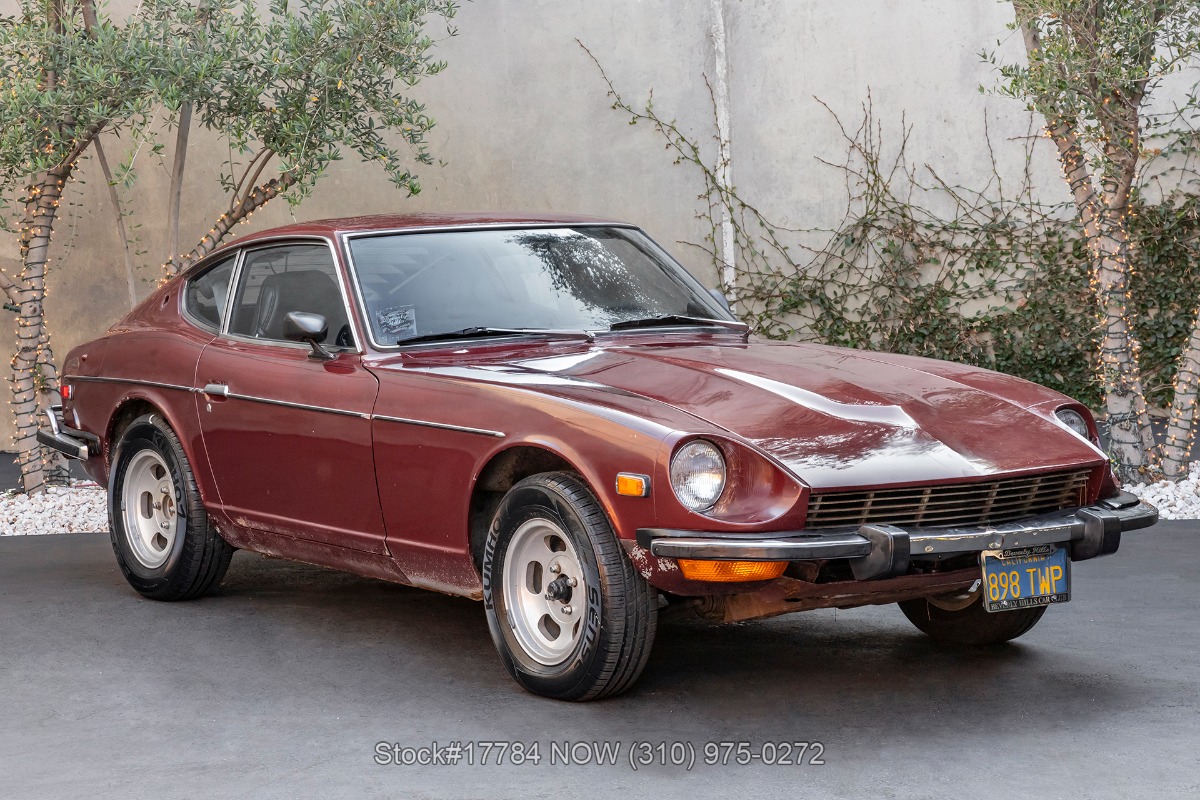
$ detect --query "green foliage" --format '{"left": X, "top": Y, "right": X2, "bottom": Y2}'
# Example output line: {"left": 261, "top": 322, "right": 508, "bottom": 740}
{"left": 722, "top": 107, "right": 1107, "bottom": 407}
{"left": 168, "top": 0, "right": 458, "bottom": 203}
{"left": 995, "top": 1, "right": 1200, "bottom": 183}
{"left": 735, "top": 116, "right": 1200, "bottom": 412}
{"left": 0, "top": 0, "right": 173, "bottom": 188}
{"left": 0, "top": 0, "right": 457, "bottom": 206}
{"left": 586, "top": 43, "right": 1200, "bottom": 412}
{"left": 1127, "top": 192, "right": 1200, "bottom": 401}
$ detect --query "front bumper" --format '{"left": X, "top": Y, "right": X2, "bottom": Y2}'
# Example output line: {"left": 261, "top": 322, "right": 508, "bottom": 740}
{"left": 637, "top": 492, "right": 1158, "bottom": 580}
{"left": 36, "top": 404, "right": 96, "bottom": 461}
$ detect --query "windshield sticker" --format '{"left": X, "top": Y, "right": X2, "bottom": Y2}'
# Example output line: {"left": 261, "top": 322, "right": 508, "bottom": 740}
{"left": 377, "top": 305, "right": 417, "bottom": 339}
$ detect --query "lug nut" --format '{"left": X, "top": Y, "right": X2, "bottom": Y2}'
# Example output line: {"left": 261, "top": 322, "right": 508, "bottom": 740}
{"left": 549, "top": 564, "right": 561, "bottom": 574}
{"left": 568, "top": 577, "right": 577, "bottom": 587}
{"left": 561, "top": 605, "right": 573, "bottom": 615}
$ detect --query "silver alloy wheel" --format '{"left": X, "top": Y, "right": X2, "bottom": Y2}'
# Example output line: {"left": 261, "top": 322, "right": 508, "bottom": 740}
{"left": 121, "top": 450, "right": 179, "bottom": 569}
{"left": 502, "top": 517, "right": 588, "bottom": 666}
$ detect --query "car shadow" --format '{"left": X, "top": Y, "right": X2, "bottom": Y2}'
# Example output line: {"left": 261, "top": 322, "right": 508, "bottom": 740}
{"left": 171, "top": 550, "right": 1158, "bottom": 742}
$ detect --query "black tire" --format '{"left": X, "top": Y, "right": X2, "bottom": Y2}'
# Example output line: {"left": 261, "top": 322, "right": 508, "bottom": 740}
{"left": 482, "top": 472, "right": 657, "bottom": 701}
{"left": 108, "top": 413, "right": 234, "bottom": 601}
{"left": 898, "top": 591, "right": 1047, "bottom": 645}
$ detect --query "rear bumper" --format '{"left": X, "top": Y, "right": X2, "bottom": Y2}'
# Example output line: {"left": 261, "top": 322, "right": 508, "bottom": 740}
{"left": 637, "top": 492, "right": 1158, "bottom": 580}
{"left": 36, "top": 404, "right": 96, "bottom": 461}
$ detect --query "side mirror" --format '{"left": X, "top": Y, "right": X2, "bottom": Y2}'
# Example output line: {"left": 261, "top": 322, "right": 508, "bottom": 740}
{"left": 708, "top": 287, "right": 733, "bottom": 314}
{"left": 284, "top": 311, "right": 335, "bottom": 360}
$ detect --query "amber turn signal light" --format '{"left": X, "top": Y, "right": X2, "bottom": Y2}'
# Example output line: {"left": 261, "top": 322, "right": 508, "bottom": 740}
{"left": 677, "top": 559, "right": 788, "bottom": 582}
{"left": 615, "top": 473, "right": 650, "bottom": 497}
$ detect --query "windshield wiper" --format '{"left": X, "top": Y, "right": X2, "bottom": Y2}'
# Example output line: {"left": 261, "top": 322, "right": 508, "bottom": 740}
{"left": 607, "top": 315, "right": 749, "bottom": 335}
{"left": 395, "top": 327, "right": 595, "bottom": 346}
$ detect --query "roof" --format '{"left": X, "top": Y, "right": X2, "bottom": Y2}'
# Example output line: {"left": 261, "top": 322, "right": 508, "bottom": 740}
{"left": 225, "top": 211, "right": 631, "bottom": 247}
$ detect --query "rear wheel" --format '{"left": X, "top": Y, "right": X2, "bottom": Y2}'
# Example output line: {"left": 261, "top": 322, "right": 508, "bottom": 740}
{"left": 898, "top": 588, "right": 1047, "bottom": 645}
{"left": 108, "top": 413, "right": 234, "bottom": 601}
{"left": 482, "top": 472, "right": 657, "bottom": 701}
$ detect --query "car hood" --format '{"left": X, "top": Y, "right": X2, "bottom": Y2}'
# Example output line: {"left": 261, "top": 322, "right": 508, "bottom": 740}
{"left": 502, "top": 339, "right": 1105, "bottom": 489}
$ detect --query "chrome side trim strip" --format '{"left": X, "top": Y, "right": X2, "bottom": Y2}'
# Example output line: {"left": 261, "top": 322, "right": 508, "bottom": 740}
{"left": 72, "top": 375, "right": 197, "bottom": 393}
{"left": 68, "top": 375, "right": 505, "bottom": 436}
{"left": 223, "top": 391, "right": 371, "bottom": 419}
{"left": 373, "top": 414, "right": 505, "bottom": 438}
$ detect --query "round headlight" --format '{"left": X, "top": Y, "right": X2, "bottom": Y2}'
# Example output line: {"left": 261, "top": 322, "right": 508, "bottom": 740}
{"left": 1056, "top": 408, "right": 1091, "bottom": 440}
{"left": 670, "top": 440, "right": 726, "bottom": 512}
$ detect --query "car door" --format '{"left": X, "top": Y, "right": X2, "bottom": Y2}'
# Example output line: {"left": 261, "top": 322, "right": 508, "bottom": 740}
{"left": 195, "top": 240, "right": 388, "bottom": 554}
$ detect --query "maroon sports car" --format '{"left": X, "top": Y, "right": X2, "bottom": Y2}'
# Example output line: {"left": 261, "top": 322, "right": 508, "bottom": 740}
{"left": 40, "top": 213, "right": 1156, "bottom": 700}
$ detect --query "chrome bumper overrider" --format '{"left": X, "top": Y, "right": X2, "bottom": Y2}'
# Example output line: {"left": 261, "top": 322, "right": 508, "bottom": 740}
{"left": 36, "top": 404, "right": 96, "bottom": 461}
{"left": 636, "top": 492, "right": 1158, "bottom": 580}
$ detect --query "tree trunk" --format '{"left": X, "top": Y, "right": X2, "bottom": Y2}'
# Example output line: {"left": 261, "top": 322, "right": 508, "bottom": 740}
{"left": 1042, "top": 122, "right": 1155, "bottom": 481}
{"left": 707, "top": 0, "right": 736, "bottom": 307}
{"left": 13, "top": 171, "right": 67, "bottom": 494}
{"left": 1016, "top": 19, "right": 1157, "bottom": 482}
{"left": 92, "top": 137, "right": 139, "bottom": 309}
{"left": 1162, "top": 302, "right": 1200, "bottom": 478}
{"left": 167, "top": 102, "right": 193, "bottom": 269}
{"left": 1091, "top": 215, "right": 1157, "bottom": 482}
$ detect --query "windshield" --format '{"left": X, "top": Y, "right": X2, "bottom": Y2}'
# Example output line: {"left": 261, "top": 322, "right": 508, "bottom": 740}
{"left": 346, "top": 226, "right": 734, "bottom": 345}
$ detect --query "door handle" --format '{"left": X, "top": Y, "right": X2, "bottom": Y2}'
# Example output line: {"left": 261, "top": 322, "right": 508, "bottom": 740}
{"left": 202, "top": 383, "right": 229, "bottom": 398}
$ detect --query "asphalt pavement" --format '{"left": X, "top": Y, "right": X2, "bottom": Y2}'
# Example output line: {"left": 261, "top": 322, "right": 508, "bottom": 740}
{"left": 0, "top": 523, "right": 1196, "bottom": 799}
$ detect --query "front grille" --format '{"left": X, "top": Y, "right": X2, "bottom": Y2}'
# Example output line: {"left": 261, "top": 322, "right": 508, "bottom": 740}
{"left": 804, "top": 469, "right": 1091, "bottom": 529}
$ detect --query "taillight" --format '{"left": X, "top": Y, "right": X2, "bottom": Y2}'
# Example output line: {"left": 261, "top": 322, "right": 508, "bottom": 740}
{"left": 60, "top": 384, "right": 73, "bottom": 400}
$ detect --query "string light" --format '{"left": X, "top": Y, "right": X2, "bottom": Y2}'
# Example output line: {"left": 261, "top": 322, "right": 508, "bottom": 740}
{"left": 1045, "top": 118, "right": 1163, "bottom": 478}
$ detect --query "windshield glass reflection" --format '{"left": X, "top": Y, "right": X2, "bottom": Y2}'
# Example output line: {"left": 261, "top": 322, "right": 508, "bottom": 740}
{"left": 347, "top": 227, "right": 731, "bottom": 344}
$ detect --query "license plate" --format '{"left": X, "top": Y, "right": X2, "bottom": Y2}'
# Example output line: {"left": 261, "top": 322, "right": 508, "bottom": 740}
{"left": 980, "top": 544, "right": 1070, "bottom": 613}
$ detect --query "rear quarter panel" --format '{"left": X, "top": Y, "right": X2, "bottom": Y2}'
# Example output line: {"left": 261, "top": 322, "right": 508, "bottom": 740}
{"left": 63, "top": 281, "right": 216, "bottom": 501}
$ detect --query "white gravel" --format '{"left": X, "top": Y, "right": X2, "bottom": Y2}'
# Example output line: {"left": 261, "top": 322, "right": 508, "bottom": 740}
{"left": 0, "top": 483, "right": 108, "bottom": 535}
{"left": 0, "top": 462, "right": 1194, "bottom": 537}
{"left": 1126, "top": 460, "right": 1200, "bottom": 521}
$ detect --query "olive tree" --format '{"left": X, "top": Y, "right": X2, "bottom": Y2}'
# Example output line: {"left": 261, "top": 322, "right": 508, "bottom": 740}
{"left": 0, "top": 0, "right": 192, "bottom": 492}
{"left": 154, "top": 0, "right": 457, "bottom": 276}
{"left": 997, "top": 0, "right": 1200, "bottom": 480}
{"left": 0, "top": 0, "right": 456, "bottom": 493}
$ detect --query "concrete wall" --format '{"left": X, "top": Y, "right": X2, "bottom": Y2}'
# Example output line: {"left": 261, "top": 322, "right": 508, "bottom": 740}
{"left": 0, "top": 0, "right": 1090, "bottom": 444}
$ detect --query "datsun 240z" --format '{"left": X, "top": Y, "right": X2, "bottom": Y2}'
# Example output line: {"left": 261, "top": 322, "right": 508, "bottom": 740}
{"left": 39, "top": 213, "right": 1158, "bottom": 700}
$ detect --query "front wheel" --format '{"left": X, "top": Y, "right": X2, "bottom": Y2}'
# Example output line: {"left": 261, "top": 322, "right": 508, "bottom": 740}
{"left": 898, "top": 588, "right": 1047, "bottom": 645}
{"left": 482, "top": 472, "right": 657, "bottom": 701}
{"left": 108, "top": 413, "right": 234, "bottom": 601}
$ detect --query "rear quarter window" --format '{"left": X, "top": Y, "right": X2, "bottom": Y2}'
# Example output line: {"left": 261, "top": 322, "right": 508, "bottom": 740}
{"left": 184, "top": 255, "right": 238, "bottom": 331}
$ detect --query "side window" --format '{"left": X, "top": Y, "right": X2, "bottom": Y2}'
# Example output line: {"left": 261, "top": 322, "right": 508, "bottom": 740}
{"left": 227, "top": 243, "right": 353, "bottom": 347}
{"left": 184, "top": 255, "right": 237, "bottom": 332}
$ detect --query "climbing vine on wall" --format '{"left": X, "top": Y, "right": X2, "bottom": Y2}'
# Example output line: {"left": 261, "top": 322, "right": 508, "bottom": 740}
{"left": 583, "top": 44, "right": 1200, "bottom": 413}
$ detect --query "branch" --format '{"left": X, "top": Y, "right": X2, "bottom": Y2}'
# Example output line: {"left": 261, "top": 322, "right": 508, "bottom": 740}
{"left": 79, "top": 0, "right": 98, "bottom": 33}
{"left": 1104, "top": 111, "right": 1141, "bottom": 210}
{"left": 62, "top": 121, "right": 105, "bottom": 171}
{"left": 1019, "top": 19, "right": 1102, "bottom": 231}
{"left": 92, "top": 136, "right": 139, "bottom": 309}
{"left": 167, "top": 102, "right": 193, "bottom": 265}
{"left": 166, "top": 171, "right": 297, "bottom": 277}
{"left": 0, "top": 267, "right": 21, "bottom": 305}
{"left": 228, "top": 148, "right": 275, "bottom": 216}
